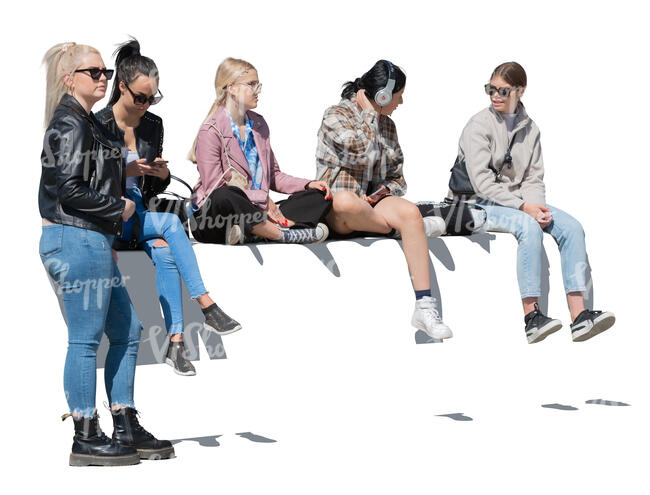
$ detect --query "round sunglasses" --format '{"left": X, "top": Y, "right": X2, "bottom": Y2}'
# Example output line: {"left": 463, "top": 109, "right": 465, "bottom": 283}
{"left": 484, "top": 83, "right": 521, "bottom": 98}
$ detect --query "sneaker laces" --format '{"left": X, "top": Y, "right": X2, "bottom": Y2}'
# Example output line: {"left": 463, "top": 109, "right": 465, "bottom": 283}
{"left": 419, "top": 298, "right": 442, "bottom": 322}
{"left": 282, "top": 226, "right": 323, "bottom": 244}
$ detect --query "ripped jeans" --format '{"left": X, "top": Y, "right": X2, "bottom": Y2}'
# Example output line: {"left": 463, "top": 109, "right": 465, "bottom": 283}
{"left": 39, "top": 224, "right": 142, "bottom": 418}
{"left": 129, "top": 187, "right": 208, "bottom": 335}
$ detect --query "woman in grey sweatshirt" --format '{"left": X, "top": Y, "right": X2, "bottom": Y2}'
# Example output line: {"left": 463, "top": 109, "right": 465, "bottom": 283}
{"left": 453, "top": 61, "right": 614, "bottom": 344}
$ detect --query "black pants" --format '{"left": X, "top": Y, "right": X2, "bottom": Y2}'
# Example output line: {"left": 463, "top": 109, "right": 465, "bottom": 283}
{"left": 190, "top": 186, "right": 332, "bottom": 244}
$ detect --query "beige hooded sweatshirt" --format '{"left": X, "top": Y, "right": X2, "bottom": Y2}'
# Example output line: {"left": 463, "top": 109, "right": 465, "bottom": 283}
{"left": 453, "top": 102, "right": 546, "bottom": 209}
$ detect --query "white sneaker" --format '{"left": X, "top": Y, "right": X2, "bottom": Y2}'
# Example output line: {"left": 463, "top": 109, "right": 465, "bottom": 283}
{"left": 423, "top": 216, "right": 446, "bottom": 238}
{"left": 226, "top": 224, "right": 243, "bottom": 245}
{"left": 411, "top": 296, "right": 453, "bottom": 339}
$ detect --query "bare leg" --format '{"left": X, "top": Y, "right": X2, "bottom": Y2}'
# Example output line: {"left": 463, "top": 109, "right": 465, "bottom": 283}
{"left": 250, "top": 220, "right": 283, "bottom": 240}
{"left": 373, "top": 197, "right": 430, "bottom": 291}
{"left": 522, "top": 297, "right": 538, "bottom": 315}
{"left": 326, "top": 191, "right": 392, "bottom": 234}
{"left": 567, "top": 291, "right": 585, "bottom": 321}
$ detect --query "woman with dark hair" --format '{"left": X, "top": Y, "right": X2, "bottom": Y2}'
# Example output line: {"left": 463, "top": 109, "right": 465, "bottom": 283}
{"left": 39, "top": 42, "right": 172, "bottom": 466}
{"left": 189, "top": 57, "right": 333, "bottom": 245}
{"left": 97, "top": 39, "right": 241, "bottom": 376}
{"left": 450, "top": 61, "right": 615, "bottom": 343}
{"left": 315, "top": 60, "right": 452, "bottom": 340}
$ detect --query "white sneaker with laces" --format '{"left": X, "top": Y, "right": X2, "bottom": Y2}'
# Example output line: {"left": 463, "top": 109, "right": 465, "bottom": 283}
{"left": 411, "top": 296, "right": 453, "bottom": 339}
{"left": 423, "top": 216, "right": 446, "bottom": 238}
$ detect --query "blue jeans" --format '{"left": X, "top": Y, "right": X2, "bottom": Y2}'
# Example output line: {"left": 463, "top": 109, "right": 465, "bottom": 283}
{"left": 128, "top": 187, "right": 208, "bottom": 335}
{"left": 141, "top": 241, "right": 184, "bottom": 335}
{"left": 39, "top": 224, "right": 142, "bottom": 418}
{"left": 477, "top": 202, "right": 588, "bottom": 298}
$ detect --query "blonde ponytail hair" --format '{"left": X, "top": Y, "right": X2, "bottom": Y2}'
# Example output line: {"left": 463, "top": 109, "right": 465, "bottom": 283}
{"left": 42, "top": 42, "right": 100, "bottom": 128}
{"left": 188, "top": 57, "right": 256, "bottom": 163}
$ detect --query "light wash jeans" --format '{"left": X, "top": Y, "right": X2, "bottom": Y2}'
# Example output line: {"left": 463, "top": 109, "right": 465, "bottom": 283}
{"left": 39, "top": 224, "right": 142, "bottom": 418}
{"left": 477, "top": 201, "right": 588, "bottom": 298}
{"left": 129, "top": 187, "right": 208, "bottom": 335}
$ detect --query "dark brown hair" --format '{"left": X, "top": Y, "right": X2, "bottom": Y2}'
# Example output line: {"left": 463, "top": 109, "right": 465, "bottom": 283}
{"left": 491, "top": 62, "right": 527, "bottom": 87}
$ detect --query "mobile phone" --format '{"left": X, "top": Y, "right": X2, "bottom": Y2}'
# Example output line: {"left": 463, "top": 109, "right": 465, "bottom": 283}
{"left": 148, "top": 160, "right": 168, "bottom": 167}
{"left": 367, "top": 185, "right": 391, "bottom": 201}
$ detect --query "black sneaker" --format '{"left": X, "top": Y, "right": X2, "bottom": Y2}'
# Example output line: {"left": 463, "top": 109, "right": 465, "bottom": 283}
{"left": 165, "top": 341, "right": 196, "bottom": 376}
{"left": 571, "top": 309, "right": 616, "bottom": 342}
{"left": 202, "top": 303, "right": 242, "bottom": 335}
{"left": 524, "top": 304, "right": 563, "bottom": 344}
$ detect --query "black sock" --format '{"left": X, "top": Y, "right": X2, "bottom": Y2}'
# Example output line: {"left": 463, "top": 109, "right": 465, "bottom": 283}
{"left": 415, "top": 289, "right": 431, "bottom": 300}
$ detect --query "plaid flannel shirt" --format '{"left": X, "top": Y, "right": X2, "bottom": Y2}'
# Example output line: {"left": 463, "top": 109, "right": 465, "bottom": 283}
{"left": 315, "top": 96, "right": 407, "bottom": 197}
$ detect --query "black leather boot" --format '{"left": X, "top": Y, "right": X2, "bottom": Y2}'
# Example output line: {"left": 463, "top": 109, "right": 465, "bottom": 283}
{"left": 111, "top": 407, "right": 175, "bottom": 460}
{"left": 68, "top": 413, "right": 140, "bottom": 467}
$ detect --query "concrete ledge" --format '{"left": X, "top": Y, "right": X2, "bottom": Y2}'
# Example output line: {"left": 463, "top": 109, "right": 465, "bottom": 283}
{"left": 45, "top": 232, "right": 595, "bottom": 367}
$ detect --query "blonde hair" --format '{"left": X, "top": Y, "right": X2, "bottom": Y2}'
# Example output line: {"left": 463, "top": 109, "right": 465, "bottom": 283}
{"left": 42, "top": 42, "right": 100, "bottom": 128}
{"left": 188, "top": 57, "right": 256, "bottom": 163}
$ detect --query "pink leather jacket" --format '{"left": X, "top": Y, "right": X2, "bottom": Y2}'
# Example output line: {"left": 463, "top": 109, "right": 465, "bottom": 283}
{"left": 192, "top": 106, "right": 311, "bottom": 210}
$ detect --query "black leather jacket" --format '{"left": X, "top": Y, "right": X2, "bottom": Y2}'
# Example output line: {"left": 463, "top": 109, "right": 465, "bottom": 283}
{"left": 39, "top": 95, "right": 126, "bottom": 235}
{"left": 95, "top": 106, "right": 170, "bottom": 205}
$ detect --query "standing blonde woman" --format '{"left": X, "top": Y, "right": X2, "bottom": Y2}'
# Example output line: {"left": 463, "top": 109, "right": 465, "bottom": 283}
{"left": 39, "top": 42, "right": 172, "bottom": 466}
{"left": 189, "top": 58, "right": 332, "bottom": 244}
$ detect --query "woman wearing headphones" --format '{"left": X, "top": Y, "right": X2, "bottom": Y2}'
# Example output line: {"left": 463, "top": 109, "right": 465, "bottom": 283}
{"left": 315, "top": 60, "right": 452, "bottom": 340}
{"left": 97, "top": 39, "right": 241, "bottom": 377}
{"left": 189, "top": 57, "right": 332, "bottom": 245}
{"left": 39, "top": 42, "right": 171, "bottom": 466}
{"left": 450, "top": 61, "right": 615, "bottom": 343}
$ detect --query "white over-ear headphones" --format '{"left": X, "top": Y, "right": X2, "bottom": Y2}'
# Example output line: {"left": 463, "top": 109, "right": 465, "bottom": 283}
{"left": 373, "top": 60, "right": 396, "bottom": 107}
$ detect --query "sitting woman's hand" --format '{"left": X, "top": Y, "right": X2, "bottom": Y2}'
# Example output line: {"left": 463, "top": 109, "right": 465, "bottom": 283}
{"left": 266, "top": 198, "right": 294, "bottom": 227}
{"left": 126, "top": 158, "right": 155, "bottom": 177}
{"left": 126, "top": 157, "right": 170, "bottom": 179}
{"left": 147, "top": 157, "right": 171, "bottom": 180}
{"left": 521, "top": 202, "right": 552, "bottom": 228}
{"left": 306, "top": 180, "right": 332, "bottom": 200}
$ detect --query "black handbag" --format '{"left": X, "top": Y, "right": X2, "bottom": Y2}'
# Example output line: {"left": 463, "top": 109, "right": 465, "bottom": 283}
{"left": 114, "top": 174, "right": 194, "bottom": 250}
{"left": 147, "top": 174, "right": 194, "bottom": 237}
{"left": 416, "top": 198, "right": 486, "bottom": 236}
{"left": 448, "top": 130, "right": 520, "bottom": 196}
{"left": 275, "top": 189, "right": 333, "bottom": 228}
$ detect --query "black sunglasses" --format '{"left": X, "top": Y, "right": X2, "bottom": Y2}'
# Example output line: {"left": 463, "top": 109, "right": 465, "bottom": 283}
{"left": 484, "top": 83, "right": 520, "bottom": 98}
{"left": 124, "top": 82, "right": 163, "bottom": 106}
{"left": 74, "top": 68, "right": 114, "bottom": 81}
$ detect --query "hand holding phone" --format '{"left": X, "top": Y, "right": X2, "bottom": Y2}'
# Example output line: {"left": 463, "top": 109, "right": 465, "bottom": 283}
{"left": 145, "top": 158, "right": 170, "bottom": 180}
{"left": 366, "top": 185, "right": 391, "bottom": 205}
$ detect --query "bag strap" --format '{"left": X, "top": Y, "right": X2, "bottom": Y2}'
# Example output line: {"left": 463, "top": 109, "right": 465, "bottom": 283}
{"left": 493, "top": 127, "right": 522, "bottom": 179}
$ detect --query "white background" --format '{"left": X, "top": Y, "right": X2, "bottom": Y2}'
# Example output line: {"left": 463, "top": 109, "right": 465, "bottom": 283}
{"left": 1, "top": 0, "right": 649, "bottom": 493}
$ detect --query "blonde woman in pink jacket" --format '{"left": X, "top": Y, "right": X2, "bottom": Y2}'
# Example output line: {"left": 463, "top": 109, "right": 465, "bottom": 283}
{"left": 189, "top": 58, "right": 332, "bottom": 245}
